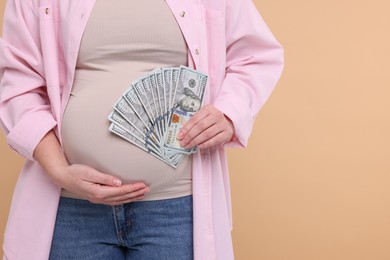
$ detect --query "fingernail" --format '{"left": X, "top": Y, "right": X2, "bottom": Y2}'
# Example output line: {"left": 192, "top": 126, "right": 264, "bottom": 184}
{"left": 113, "top": 179, "right": 122, "bottom": 186}
{"left": 177, "top": 132, "right": 183, "bottom": 140}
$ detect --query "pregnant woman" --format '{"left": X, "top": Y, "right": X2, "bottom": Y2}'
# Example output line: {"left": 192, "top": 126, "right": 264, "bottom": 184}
{"left": 0, "top": 0, "right": 284, "bottom": 259}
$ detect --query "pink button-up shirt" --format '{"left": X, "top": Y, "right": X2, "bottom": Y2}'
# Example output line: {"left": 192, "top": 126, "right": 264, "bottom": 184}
{"left": 0, "top": 0, "right": 284, "bottom": 259}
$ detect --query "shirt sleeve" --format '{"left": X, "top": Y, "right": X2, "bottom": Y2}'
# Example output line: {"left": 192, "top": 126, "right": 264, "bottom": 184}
{"left": 0, "top": 0, "right": 57, "bottom": 161}
{"left": 212, "top": 0, "right": 284, "bottom": 148}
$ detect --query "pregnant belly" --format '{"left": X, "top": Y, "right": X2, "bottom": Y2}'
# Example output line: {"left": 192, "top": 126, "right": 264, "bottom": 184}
{"left": 61, "top": 73, "right": 192, "bottom": 200}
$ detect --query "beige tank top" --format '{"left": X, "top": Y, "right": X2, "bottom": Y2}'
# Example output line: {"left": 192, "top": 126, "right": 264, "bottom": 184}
{"left": 61, "top": 0, "right": 192, "bottom": 200}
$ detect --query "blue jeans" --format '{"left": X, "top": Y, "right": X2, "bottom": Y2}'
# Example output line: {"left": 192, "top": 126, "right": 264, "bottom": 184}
{"left": 49, "top": 195, "right": 193, "bottom": 260}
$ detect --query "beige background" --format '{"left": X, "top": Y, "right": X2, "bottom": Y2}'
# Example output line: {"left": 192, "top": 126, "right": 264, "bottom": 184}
{"left": 1, "top": 0, "right": 390, "bottom": 259}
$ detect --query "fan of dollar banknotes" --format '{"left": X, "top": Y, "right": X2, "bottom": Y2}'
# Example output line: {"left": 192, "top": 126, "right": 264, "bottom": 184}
{"left": 108, "top": 66, "right": 208, "bottom": 168}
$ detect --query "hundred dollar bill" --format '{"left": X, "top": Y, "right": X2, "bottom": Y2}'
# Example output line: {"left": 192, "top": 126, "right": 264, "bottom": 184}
{"left": 139, "top": 75, "right": 162, "bottom": 140}
{"left": 123, "top": 86, "right": 160, "bottom": 142}
{"left": 171, "top": 67, "right": 179, "bottom": 110}
{"left": 164, "top": 148, "right": 184, "bottom": 161}
{"left": 163, "top": 68, "right": 173, "bottom": 109}
{"left": 139, "top": 76, "right": 157, "bottom": 120}
{"left": 170, "top": 153, "right": 184, "bottom": 167}
{"left": 164, "top": 67, "right": 179, "bottom": 132}
{"left": 109, "top": 123, "right": 171, "bottom": 165}
{"left": 108, "top": 111, "right": 160, "bottom": 151}
{"left": 164, "top": 154, "right": 182, "bottom": 168}
{"left": 148, "top": 71, "right": 165, "bottom": 140}
{"left": 109, "top": 123, "right": 180, "bottom": 168}
{"left": 113, "top": 97, "right": 149, "bottom": 137}
{"left": 161, "top": 146, "right": 183, "bottom": 167}
{"left": 154, "top": 69, "right": 168, "bottom": 134}
{"left": 109, "top": 66, "right": 207, "bottom": 168}
{"left": 109, "top": 123, "right": 153, "bottom": 153}
{"left": 132, "top": 80, "right": 154, "bottom": 124}
{"left": 108, "top": 111, "right": 144, "bottom": 140}
{"left": 164, "top": 66, "right": 208, "bottom": 153}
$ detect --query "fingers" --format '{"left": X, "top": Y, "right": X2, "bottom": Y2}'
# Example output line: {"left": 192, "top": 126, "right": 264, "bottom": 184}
{"left": 80, "top": 166, "right": 123, "bottom": 187}
{"left": 177, "top": 105, "right": 209, "bottom": 140}
{"left": 178, "top": 105, "right": 234, "bottom": 149}
{"left": 198, "top": 132, "right": 231, "bottom": 149}
{"left": 85, "top": 182, "right": 149, "bottom": 204}
{"left": 63, "top": 164, "right": 151, "bottom": 206}
{"left": 178, "top": 105, "right": 217, "bottom": 146}
{"left": 181, "top": 117, "right": 220, "bottom": 148}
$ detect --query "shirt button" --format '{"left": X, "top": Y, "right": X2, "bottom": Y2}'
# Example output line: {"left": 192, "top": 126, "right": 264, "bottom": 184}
{"left": 195, "top": 49, "right": 200, "bottom": 55}
{"left": 45, "top": 8, "right": 49, "bottom": 14}
{"left": 180, "top": 11, "right": 186, "bottom": 17}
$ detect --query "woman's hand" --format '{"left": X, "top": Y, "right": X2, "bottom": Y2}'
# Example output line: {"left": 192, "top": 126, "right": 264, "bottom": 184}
{"left": 33, "top": 130, "right": 149, "bottom": 206}
{"left": 58, "top": 164, "right": 149, "bottom": 206}
{"left": 177, "top": 105, "right": 234, "bottom": 150}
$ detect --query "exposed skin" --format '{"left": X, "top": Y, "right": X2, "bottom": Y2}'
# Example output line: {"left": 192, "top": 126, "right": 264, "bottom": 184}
{"left": 177, "top": 104, "right": 234, "bottom": 149}
{"left": 33, "top": 131, "right": 150, "bottom": 206}
{"left": 33, "top": 104, "right": 233, "bottom": 205}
